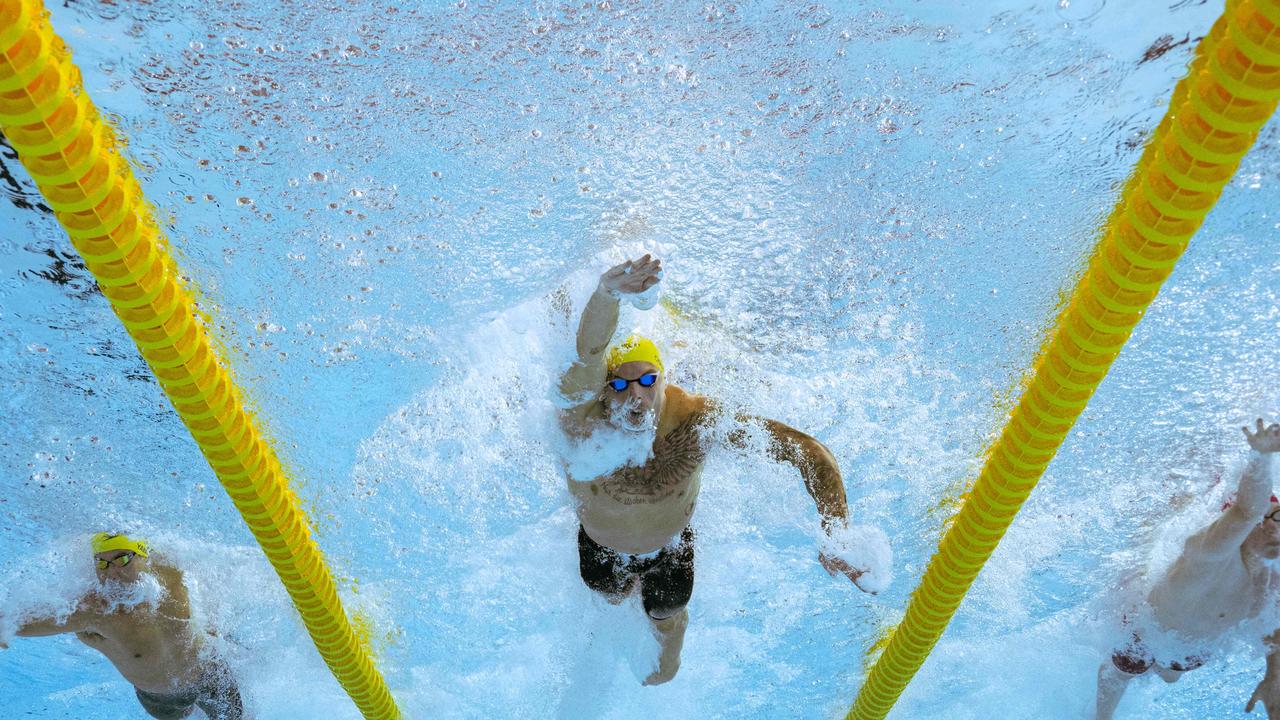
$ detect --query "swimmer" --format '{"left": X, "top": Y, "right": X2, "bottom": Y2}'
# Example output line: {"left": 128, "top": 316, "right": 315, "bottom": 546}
{"left": 0, "top": 533, "right": 247, "bottom": 719}
{"left": 1095, "top": 419, "right": 1280, "bottom": 719}
{"left": 559, "top": 254, "right": 883, "bottom": 686}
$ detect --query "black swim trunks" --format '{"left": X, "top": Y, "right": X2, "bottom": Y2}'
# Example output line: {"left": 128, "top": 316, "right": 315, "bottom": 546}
{"left": 578, "top": 525, "right": 695, "bottom": 619}
{"left": 1111, "top": 630, "right": 1206, "bottom": 676}
{"left": 134, "top": 657, "right": 244, "bottom": 720}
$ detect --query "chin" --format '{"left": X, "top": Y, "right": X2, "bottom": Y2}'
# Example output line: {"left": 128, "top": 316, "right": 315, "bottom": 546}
{"left": 620, "top": 419, "right": 653, "bottom": 433}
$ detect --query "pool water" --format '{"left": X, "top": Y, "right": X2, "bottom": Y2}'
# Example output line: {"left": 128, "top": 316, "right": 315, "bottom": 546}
{"left": 1, "top": 1, "right": 1277, "bottom": 718}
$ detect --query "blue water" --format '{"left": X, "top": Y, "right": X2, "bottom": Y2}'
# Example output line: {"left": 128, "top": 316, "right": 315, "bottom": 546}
{"left": 1, "top": 1, "right": 1277, "bottom": 718}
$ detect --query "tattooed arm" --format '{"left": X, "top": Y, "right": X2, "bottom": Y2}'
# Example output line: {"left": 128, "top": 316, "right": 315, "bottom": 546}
{"left": 718, "top": 408, "right": 872, "bottom": 591}
{"left": 723, "top": 412, "right": 849, "bottom": 531}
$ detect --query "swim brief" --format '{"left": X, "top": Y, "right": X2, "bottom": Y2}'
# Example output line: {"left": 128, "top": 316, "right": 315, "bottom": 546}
{"left": 1111, "top": 628, "right": 1206, "bottom": 676}
{"left": 578, "top": 525, "right": 695, "bottom": 619}
{"left": 134, "top": 657, "right": 244, "bottom": 720}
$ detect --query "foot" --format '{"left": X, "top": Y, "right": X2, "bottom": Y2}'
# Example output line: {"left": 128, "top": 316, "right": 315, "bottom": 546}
{"left": 642, "top": 608, "right": 688, "bottom": 686}
{"left": 643, "top": 657, "right": 680, "bottom": 686}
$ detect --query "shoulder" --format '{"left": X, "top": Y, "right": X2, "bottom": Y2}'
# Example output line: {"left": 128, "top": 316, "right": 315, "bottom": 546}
{"left": 560, "top": 399, "right": 605, "bottom": 438}
{"left": 152, "top": 562, "right": 191, "bottom": 603}
{"left": 1182, "top": 508, "right": 1255, "bottom": 560}
{"left": 662, "top": 385, "right": 719, "bottom": 426}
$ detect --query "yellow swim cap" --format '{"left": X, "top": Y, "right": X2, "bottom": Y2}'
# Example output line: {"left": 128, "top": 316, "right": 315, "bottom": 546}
{"left": 91, "top": 532, "right": 149, "bottom": 558}
{"left": 606, "top": 335, "right": 664, "bottom": 373}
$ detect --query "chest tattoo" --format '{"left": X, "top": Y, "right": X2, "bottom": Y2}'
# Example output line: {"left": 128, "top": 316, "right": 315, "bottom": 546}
{"left": 597, "top": 417, "right": 707, "bottom": 505}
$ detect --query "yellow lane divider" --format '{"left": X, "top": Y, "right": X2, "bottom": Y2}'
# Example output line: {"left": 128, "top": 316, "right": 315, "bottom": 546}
{"left": 849, "top": 1, "right": 1280, "bottom": 717}
{"left": 0, "top": 1, "right": 403, "bottom": 716}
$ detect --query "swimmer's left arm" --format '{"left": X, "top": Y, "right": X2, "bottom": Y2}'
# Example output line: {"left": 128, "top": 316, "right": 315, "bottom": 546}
{"left": 704, "top": 405, "right": 879, "bottom": 593}
{"left": 722, "top": 412, "right": 849, "bottom": 530}
{"left": 763, "top": 419, "right": 850, "bottom": 530}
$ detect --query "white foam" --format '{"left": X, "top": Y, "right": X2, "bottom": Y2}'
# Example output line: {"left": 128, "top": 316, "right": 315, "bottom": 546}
{"left": 624, "top": 282, "right": 662, "bottom": 312}
{"left": 819, "top": 524, "right": 894, "bottom": 594}
{"left": 97, "top": 572, "right": 167, "bottom": 613}
{"left": 563, "top": 418, "right": 656, "bottom": 482}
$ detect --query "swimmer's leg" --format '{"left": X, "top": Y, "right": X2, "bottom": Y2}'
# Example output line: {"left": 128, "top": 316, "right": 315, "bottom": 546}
{"left": 639, "top": 527, "right": 694, "bottom": 686}
{"left": 1097, "top": 641, "right": 1152, "bottom": 720}
{"left": 642, "top": 607, "right": 688, "bottom": 686}
{"left": 578, "top": 526, "right": 635, "bottom": 604}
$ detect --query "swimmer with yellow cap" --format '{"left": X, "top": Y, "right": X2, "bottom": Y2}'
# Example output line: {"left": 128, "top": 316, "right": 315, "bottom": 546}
{"left": 3, "top": 531, "right": 248, "bottom": 716}
{"left": 606, "top": 335, "right": 664, "bottom": 374}
{"left": 91, "top": 532, "right": 150, "bottom": 576}
{"left": 558, "top": 253, "right": 876, "bottom": 687}
{"left": 599, "top": 333, "right": 666, "bottom": 433}
{"left": 92, "top": 532, "right": 150, "bottom": 558}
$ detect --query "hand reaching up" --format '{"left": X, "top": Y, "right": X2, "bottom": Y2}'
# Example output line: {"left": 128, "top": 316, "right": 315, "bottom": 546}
{"left": 1244, "top": 419, "right": 1280, "bottom": 455}
{"left": 599, "top": 254, "right": 662, "bottom": 298}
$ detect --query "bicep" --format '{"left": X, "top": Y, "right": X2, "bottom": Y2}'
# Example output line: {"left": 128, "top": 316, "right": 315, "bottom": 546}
{"left": 559, "top": 359, "right": 605, "bottom": 406}
{"left": 1187, "top": 510, "right": 1256, "bottom": 558}
{"left": 559, "top": 399, "right": 602, "bottom": 437}
{"left": 760, "top": 418, "right": 834, "bottom": 467}
{"left": 16, "top": 610, "right": 89, "bottom": 637}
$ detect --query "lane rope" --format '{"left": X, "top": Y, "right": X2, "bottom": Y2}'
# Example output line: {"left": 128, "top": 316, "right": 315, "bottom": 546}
{"left": 849, "top": 1, "right": 1280, "bottom": 717}
{"left": 0, "top": 1, "right": 404, "bottom": 716}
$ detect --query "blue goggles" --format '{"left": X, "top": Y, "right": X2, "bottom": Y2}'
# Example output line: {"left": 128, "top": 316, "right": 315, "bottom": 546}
{"left": 607, "top": 372, "right": 659, "bottom": 392}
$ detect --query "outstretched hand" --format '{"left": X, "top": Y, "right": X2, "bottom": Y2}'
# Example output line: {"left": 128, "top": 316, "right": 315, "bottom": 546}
{"left": 599, "top": 254, "right": 662, "bottom": 298}
{"left": 1247, "top": 673, "right": 1280, "bottom": 718}
{"left": 819, "top": 551, "right": 875, "bottom": 595}
{"left": 1244, "top": 419, "right": 1280, "bottom": 455}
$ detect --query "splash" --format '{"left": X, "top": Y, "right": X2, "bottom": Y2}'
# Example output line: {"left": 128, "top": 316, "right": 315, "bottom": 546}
{"left": 820, "top": 524, "right": 894, "bottom": 594}
{"left": 563, "top": 420, "right": 656, "bottom": 482}
{"left": 96, "top": 572, "right": 167, "bottom": 613}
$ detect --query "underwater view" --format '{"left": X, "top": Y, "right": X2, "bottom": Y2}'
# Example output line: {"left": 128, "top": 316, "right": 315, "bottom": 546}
{"left": 0, "top": 0, "right": 1277, "bottom": 718}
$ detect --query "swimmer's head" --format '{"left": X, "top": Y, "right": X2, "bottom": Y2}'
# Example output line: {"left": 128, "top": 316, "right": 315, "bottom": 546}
{"left": 92, "top": 532, "right": 149, "bottom": 583}
{"left": 603, "top": 335, "right": 665, "bottom": 433}
{"left": 606, "top": 335, "right": 663, "bottom": 375}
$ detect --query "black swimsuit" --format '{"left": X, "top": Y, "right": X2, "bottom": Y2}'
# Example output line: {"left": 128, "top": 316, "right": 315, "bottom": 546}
{"left": 578, "top": 525, "right": 695, "bottom": 619}
{"left": 134, "top": 657, "right": 244, "bottom": 720}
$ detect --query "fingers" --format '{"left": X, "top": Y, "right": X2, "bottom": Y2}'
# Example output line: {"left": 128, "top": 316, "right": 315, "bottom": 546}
{"left": 630, "top": 254, "right": 660, "bottom": 273}
{"left": 1245, "top": 419, "right": 1264, "bottom": 440}
{"left": 820, "top": 553, "right": 873, "bottom": 592}
{"left": 848, "top": 569, "right": 875, "bottom": 595}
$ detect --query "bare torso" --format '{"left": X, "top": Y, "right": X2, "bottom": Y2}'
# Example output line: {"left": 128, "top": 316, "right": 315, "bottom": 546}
{"left": 1149, "top": 549, "right": 1279, "bottom": 639}
{"left": 74, "top": 565, "right": 207, "bottom": 693}
{"left": 567, "top": 386, "right": 710, "bottom": 554}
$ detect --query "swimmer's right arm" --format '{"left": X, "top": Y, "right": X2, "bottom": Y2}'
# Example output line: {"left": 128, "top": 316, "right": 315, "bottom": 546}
{"left": 6, "top": 606, "right": 93, "bottom": 640}
{"left": 558, "top": 255, "right": 662, "bottom": 413}
{"left": 1247, "top": 629, "right": 1280, "bottom": 716}
{"left": 1190, "top": 419, "right": 1278, "bottom": 558}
